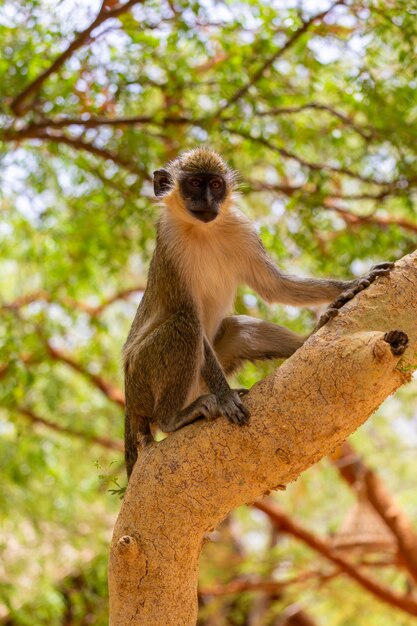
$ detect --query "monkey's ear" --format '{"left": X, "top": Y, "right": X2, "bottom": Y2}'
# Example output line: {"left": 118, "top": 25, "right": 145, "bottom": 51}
{"left": 153, "top": 169, "right": 173, "bottom": 197}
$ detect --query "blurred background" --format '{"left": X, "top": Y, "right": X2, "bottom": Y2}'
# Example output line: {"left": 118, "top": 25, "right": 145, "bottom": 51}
{"left": 1, "top": 0, "right": 417, "bottom": 624}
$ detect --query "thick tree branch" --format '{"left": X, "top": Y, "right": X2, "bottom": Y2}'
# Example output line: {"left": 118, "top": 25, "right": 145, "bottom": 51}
{"left": 109, "top": 252, "right": 417, "bottom": 625}
{"left": 17, "top": 114, "right": 196, "bottom": 131}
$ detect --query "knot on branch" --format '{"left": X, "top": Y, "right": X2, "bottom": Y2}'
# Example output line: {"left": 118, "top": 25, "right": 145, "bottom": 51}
{"left": 383, "top": 330, "right": 409, "bottom": 356}
{"left": 371, "top": 330, "right": 408, "bottom": 363}
{"left": 117, "top": 534, "right": 139, "bottom": 560}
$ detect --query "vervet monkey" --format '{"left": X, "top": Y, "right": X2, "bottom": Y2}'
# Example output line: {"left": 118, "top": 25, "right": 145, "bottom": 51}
{"left": 123, "top": 148, "right": 393, "bottom": 477}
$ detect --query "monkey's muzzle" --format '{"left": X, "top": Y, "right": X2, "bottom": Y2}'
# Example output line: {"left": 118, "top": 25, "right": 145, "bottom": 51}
{"left": 190, "top": 209, "right": 218, "bottom": 223}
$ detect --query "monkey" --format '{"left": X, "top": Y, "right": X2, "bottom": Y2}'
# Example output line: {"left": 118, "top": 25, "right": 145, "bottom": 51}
{"left": 123, "top": 148, "right": 393, "bottom": 478}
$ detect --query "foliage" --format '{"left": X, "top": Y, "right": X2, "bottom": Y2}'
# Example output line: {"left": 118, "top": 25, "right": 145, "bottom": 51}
{"left": 1, "top": 0, "right": 417, "bottom": 623}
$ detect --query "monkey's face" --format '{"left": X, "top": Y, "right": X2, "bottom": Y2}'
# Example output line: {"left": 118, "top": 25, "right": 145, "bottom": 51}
{"left": 178, "top": 173, "right": 226, "bottom": 223}
{"left": 153, "top": 168, "right": 227, "bottom": 224}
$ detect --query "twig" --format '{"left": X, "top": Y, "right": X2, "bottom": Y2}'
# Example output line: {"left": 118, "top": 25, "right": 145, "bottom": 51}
{"left": 199, "top": 569, "right": 336, "bottom": 597}
{"left": 254, "top": 103, "right": 374, "bottom": 140}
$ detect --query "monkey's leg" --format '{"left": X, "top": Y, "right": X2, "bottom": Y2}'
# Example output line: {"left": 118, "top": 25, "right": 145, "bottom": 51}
{"left": 201, "top": 340, "right": 250, "bottom": 425}
{"left": 163, "top": 339, "right": 251, "bottom": 430}
{"left": 316, "top": 262, "right": 394, "bottom": 329}
{"left": 124, "top": 410, "right": 153, "bottom": 478}
{"left": 162, "top": 393, "right": 223, "bottom": 431}
{"left": 214, "top": 316, "right": 306, "bottom": 376}
{"left": 124, "top": 311, "right": 202, "bottom": 475}
{"left": 137, "top": 314, "right": 207, "bottom": 435}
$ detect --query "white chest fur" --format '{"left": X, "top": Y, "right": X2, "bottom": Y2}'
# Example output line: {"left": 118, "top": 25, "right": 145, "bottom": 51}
{"left": 180, "top": 233, "right": 237, "bottom": 341}
{"left": 160, "top": 212, "right": 247, "bottom": 341}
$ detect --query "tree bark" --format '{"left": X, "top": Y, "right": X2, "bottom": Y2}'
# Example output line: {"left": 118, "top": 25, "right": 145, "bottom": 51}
{"left": 108, "top": 251, "right": 417, "bottom": 626}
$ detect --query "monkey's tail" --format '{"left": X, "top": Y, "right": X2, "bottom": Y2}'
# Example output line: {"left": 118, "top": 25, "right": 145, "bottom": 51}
{"left": 125, "top": 412, "right": 153, "bottom": 479}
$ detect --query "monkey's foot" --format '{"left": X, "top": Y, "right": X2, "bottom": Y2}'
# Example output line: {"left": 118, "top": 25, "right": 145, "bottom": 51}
{"left": 384, "top": 330, "right": 408, "bottom": 355}
{"left": 316, "top": 261, "right": 395, "bottom": 330}
{"left": 178, "top": 394, "right": 223, "bottom": 423}
{"left": 174, "top": 392, "right": 250, "bottom": 428}
{"left": 218, "top": 390, "right": 250, "bottom": 426}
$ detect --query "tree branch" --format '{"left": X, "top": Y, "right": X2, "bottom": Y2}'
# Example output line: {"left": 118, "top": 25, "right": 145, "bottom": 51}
{"left": 17, "top": 406, "right": 123, "bottom": 451}
{"left": 218, "top": 2, "right": 344, "bottom": 113}
{"left": 16, "top": 114, "right": 196, "bottom": 131}
{"left": 226, "top": 127, "right": 392, "bottom": 185}
{"left": 46, "top": 343, "right": 125, "bottom": 407}
{"left": 254, "top": 103, "right": 374, "bottom": 140}
{"left": 10, "top": 0, "right": 145, "bottom": 116}
{"left": 109, "top": 251, "right": 417, "bottom": 625}
{"left": 2, "top": 286, "right": 145, "bottom": 317}
{"left": 3, "top": 128, "right": 148, "bottom": 178}
{"left": 324, "top": 203, "right": 417, "bottom": 235}
{"left": 254, "top": 499, "right": 417, "bottom": 617}
{"left": 332, "top": 441, "right": 417, "bottom": 583}
{"left": 199, "top": 569, "right": 336, "bottom": 597}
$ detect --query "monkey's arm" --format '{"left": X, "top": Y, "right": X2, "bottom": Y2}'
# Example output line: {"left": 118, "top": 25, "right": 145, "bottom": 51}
{"left": 242, "top": 236, "right": 392, "bottom": 306}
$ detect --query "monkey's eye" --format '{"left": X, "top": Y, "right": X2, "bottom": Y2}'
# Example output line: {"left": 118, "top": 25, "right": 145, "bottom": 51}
{"left": 189, "top": 178, "right": 202, "bottom": 188}
{"left": 210, "top": 178, "right": 223, "bottom": 190}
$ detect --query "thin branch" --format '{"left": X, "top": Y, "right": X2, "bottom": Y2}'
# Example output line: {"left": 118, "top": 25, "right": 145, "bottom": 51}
{"left": 199, "top": 569, "right": 336, "bottom": 597}
{"left": 10, "top": 0, "right": 145, "bottom": 116}
{"left": 247, "top": 180, "right": 312, "bottom": 196}
{"left": 46, "top": 343, "right": 125, "bottom": 407}
{"left": 254, "top": 499, "right": 417, "bottom": 617}
{"left": 19, "top": 114, "right": 196, "bottom": 131}
{"left": 17, "top": 406, "right": 123, "bottom": 451}
{"left": 332, "top": 441, "right": 417, "bottom": 584}
{"left": 1, "top": 287, "right": 145, "bottom": 317}
{"left": 324, "top": 202, "right": 417, "bottom": 235}
{"left": 217, "top": 1, "right": 344, "bottom": 114}
{"left": 3, "top": 128, "right": 148, "bottom": 178}
{"left": 254, "top": 103, "right": 374, "bottom": 140}
{"left": 246, "top": 181, "right": 417, "bottom": 235}
{"left": 226, "top": 127, "right": 391, "bottom": 186}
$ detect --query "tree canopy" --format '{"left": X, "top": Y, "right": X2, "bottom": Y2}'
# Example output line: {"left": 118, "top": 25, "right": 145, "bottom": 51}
{"left": 1, "top": 1, "right": 417, "bottom": 624}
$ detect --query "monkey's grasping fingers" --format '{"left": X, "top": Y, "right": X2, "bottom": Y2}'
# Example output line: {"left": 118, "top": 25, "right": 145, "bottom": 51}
{"left": 316, "top": 261, "right": 395, "bottom": 330}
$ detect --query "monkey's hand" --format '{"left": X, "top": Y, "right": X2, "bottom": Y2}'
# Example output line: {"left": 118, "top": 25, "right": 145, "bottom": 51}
{"left": 218, "top": 390, "right": 250, "bottom": 426}
{"left": 316, "top": 261, "right": 394, "bottom": 330}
